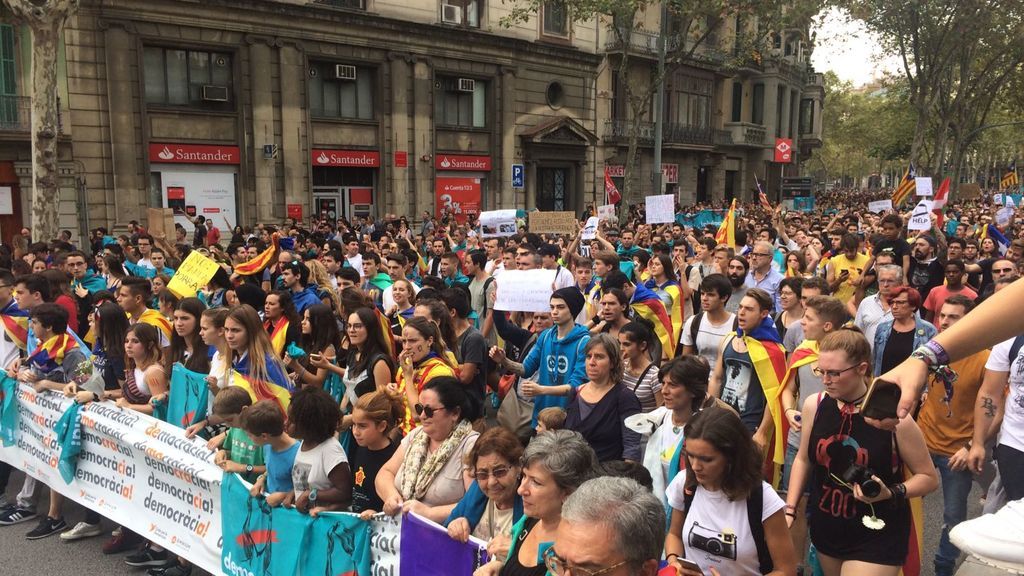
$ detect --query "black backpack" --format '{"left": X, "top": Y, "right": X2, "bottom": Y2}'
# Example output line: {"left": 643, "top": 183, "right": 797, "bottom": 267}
{"left": 681, "top": 311, "right": 740, "bottom": 357}
{"left": 682, "top": 481, "right": 773, "bottom": 574}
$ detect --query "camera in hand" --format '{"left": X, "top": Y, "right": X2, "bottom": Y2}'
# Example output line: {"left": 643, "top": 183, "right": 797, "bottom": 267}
{"left": 839, "top": 463, "right": 881, "bottom": 498}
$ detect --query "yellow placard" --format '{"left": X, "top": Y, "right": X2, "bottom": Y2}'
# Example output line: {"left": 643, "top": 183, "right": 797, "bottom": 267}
{"left": 166, "top": 251, "right": 220, "bottom": 298}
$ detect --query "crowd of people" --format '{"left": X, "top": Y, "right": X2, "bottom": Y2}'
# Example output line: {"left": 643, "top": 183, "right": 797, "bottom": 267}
{"left": 0, "top": 189, "right": 1022, "bottom": 576}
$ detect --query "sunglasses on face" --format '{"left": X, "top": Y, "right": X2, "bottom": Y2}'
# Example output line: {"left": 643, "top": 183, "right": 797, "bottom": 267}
{"left": 414, "top": 404, "right": 447, "bottom": 419}
{"left": 471, "top": 465, "right": 511, "bottom": 481}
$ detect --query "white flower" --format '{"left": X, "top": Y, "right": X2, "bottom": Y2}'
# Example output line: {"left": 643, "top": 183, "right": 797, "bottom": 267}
{"left": 862, "top": 515, "right": 886, "bottom": 530}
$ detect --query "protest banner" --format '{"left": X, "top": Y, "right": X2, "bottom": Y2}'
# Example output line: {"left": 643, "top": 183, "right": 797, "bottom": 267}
{"left": 529, "top": 211, "right": 576, "bottom": 234}
{"left": 645, "top": 194, "right": 675, "bottom": 224}
{"left": 163, "top": 364, "right": 210, "bottom": 429}
{"left": 597, "top": 204, "right": 616, "bottom": 222}
{"left": 675, "top": 209, "right": 725, "bottom": 230}
{"left": 915, "top": 177, "right": 933, "bottom": 196}
{"left": 400, "top": 511, "right": 489, "bottom": 576}
{"left": 369, "top": 513, "right": 402, "bottom": 576}
{"left": 146, "top": 207, "right": 175, "bottom": 239}
{"left": 479, "top": 209, "right": 518, "bottom": 237}
{"left": 167, "top": 250, "right": 221, "bottom": 298}
{"left": 958, "top": 183, "right": 981, "bottom": 199}
{"left": 493, "top": 269, "right": 557, "bottom": 312}
{"left": 868, "top": 199, "right": 893, "bottom": 213}
{"left": 581, "top": 216, "right": 599, "bottom": 240}
{"left": 908, "top": 199, "right": 934, "bottom": 231}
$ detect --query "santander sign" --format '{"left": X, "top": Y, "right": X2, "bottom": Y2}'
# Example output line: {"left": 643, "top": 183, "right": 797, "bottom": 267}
{"left": 435, "top": 154, "right": 492, "bottom": 171}
{"left": 311, "top": 149, "right": 381, "bottom": 168}
{"left": 148, "top": 143, "right": 240, "bottom": 165}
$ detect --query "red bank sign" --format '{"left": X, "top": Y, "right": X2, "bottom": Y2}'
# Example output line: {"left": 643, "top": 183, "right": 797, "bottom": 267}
{"left": 311, "top": 149, "right": 381, "bottom": 168}
{"left": 435, "top": 154, "right": 492, "bottom": 171}
{"left": 149, "top": 143, "right": 240, "bottom": 165}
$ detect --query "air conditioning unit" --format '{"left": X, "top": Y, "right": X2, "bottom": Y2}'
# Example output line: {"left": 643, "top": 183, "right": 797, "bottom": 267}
{"left": 441, "top": 3, "right": 462, "bottom": 24}
{"left": 457, "top": 78, "right": 475, "bottom": 92}
{"left": 333, "top": 64, "right": 357, "bottom": 81}
{"left": 201, "top": 85, "right": 229, "bottom": 102}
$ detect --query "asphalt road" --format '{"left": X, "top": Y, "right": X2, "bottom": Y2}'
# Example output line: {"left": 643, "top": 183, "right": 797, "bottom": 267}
{"left": 0, "top": 468, "right": 1001, "bottom": 576}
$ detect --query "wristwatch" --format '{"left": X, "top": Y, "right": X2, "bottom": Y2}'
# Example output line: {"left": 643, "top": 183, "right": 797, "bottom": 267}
{"left": 245, "top": 464, "right": 254, "bottom": 474}
{"left": 309, "top": 489, "right": 318, "bottom": 503}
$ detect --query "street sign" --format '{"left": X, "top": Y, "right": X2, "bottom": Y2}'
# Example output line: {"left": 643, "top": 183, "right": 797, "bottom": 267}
{"left": 781, "top": 176, "right": 812, "bottom": 199}
{"left": 511, "top": 163, "right": 524, "bottom": 189}
{"left": 774, "top": 138, "right": 793, "bottom": 163}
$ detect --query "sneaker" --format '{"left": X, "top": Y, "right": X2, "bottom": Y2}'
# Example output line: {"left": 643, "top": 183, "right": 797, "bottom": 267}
{"left": 125, "top": 545, "right": 172, "bottom": 568}
{"left": 60, "top": 521, "right": 103, "bottom": 541}
{"left": 0, "top": 506, "right": 37, "bottom": 526}
{"left": 950, "top": 498, "right": 1024, "bottom": 573}
{"left": 25, "top": 516, "right": 67, "bottom": 540}
{"left": 103, "top": 527, "right": 139, "bottom": 554}
{"left": 148, "top": 561, "right": 192, "bottom": 576}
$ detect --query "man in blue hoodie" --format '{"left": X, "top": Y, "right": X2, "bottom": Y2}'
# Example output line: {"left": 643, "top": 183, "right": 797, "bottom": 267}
{"left": 490, "top": 286, "right": 590, "bottom": 426}
{"left": 279, "top": 260, "right": 322, "bottom": 314}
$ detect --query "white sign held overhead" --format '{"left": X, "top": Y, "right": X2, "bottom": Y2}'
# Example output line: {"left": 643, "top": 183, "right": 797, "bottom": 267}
{"left": 915, "top": 177, "right": 933, "bottom": 196}
{"left": 996, "top": 207, "right": 1013, "bottom": 227}
{"left": 994, "top": 193, "right": 1004, "bottom": 205}
{"left": 908, "top": 199, "right": 934, "bottom": 231}
{"left": 597, "top": 204, "right": 616, "bottom": 221}
{"left": 645, "top": 194, "right": 675, "bottom": 224}
{"left": 581, "top": 216, "right": 599, "bottom": 240}
{"left": 1007, "top": 196, "right": 1017, "bottom": 208}
{"left": 493, "top": 269, "right": 557, "bottom": 313}
{"left": 868, "top": 199, "right": 893, "bottom": 213}
{"left": 479, "top": 209, "right": 518, "bottom": 237}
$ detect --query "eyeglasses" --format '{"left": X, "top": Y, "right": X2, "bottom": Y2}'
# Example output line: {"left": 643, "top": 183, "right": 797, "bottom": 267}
{"left": 414, "top": 404, "right": 447, "bottom": 419}
{"left": 543, "top": 547, "right": 629, "bottom": 576}
{"left": 812, "top": 364, "right": 860, "bottom": 380}
{"left": 471, "top": 465, "right": 511, "bottom": 481}
{"left": 994, "top": 267, "right": 1015, "bottom": 274}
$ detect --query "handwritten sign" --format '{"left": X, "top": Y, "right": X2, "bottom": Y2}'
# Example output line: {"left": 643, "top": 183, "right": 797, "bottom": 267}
{"left": 959, "top": 183, "right": 981, "bottom": 199}
{"left": 645, "top": 194, "right": 675, "bottom": 224}
{"left": 868, "top": 200, "right": 893, "bottom": 213}
{"left": 167, "top": 251, "right": 221, "bottom": 298}
{"left": 493, "top": 269, "right": 557, "bottom": 313}
{"left": 581, "top": 216, "right": 599, "bottom": 240}
{"left": 529, "top": 211, "right": 577, "bottom": 234}
{"left": 479, "top": 209, "right": 518, "bottom": 237}
{"left": 597, "top": 204, "right": 616, "bottom": 222}
{"left": 994, "top": 193, "right": 1004, "bottom": 205}
{"left": 147, "top": 207, "right": 175, "bottom": 239}
{"left": 915, "top": 177, "right": 933, "bottom": 196}
{"left": 907, "top": 199, "right": 934, "bottom": 232}
{"left": 996, "top": 206, "right": 1013, "bottom": 227}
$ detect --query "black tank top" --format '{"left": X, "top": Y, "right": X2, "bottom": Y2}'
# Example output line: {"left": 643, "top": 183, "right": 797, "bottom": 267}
{"left": 807, "top": 395, "right": 910, "bottom": 566}
{"left": 500, "top": 518, "right": 548, "bottom": 576}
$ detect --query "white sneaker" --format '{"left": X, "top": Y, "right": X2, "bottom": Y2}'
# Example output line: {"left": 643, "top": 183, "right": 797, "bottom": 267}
{"left": 59, "top": 521, "right": 102, "bottom": 541}
{"left": 950, "top": 498, "right": 1024, "bottom": 574}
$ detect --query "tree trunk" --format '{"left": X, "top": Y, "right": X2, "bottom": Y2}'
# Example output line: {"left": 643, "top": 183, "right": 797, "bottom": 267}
{"left": 3, "top": 0, "right": 79, "bottom": 243}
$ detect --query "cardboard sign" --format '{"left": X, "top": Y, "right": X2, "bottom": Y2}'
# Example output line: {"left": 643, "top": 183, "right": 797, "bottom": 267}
{"left": 479, "top": 209, "right": 518, "bottom": 237}
{"left": 959, "top": 183, "right": 981, "bottom": 199}
{"left": 915, "top": 177, "right": 933, "bottom": 196}
{"left": 908, "top": 199, "right": 934, "bottom": 231}
{"left": 597, "top": 204, "right": 616, "bottom": 222}
{"left": 167, "top": 251, "right": 221, "bottom": 298}
{"left": 645, "top": 194, "right": 675, "bottom": 224}
{"left": 529, "top": 211, "right": 577, "bottom": 234}
{"left": 581, "top": 216, "right": 599, "bottom": 240}
{"left": 146, "top": 207, "right": 175, "bottom": 239}
{"left": 868, "top": 200, "right": 893, "bottom": 213}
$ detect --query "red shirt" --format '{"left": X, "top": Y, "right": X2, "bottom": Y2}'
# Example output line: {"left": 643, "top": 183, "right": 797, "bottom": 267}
{"left": 55, "top": 294, "right": 79, "bottom": 334}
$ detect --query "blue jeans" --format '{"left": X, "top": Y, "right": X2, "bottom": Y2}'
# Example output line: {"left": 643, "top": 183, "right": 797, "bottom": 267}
{"left": 931, "top": 453, "right": 973, "bottom": 576}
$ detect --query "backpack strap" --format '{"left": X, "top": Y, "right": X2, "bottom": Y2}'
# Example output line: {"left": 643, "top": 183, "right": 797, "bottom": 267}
{"left": 1009, "top": 334, "right": 1024, "bottom": 367}
{"left": 746, "top": 484, "right": 774, "bottom": 574}
{"left": 688, "top": 311, "right": 705, "bottom": 351}
{"left": 632, "top": 362, "right": 656, "bottom": 393}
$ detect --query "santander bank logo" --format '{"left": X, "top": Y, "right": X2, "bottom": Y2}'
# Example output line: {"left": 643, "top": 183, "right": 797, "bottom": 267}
{"left": 440, "top": 156, "right": 452, "bottom": 169}
{"left": 316, "top": 152, "right": 330, "bottom": 165}
{"left": 158, "top": 146, "right": 175, "bottom": 161}
{"left": 436, "top": 154, "right": 491, "bottom": 171}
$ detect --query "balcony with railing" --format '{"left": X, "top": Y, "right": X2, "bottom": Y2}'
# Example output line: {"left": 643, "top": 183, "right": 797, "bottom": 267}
{"left": 721, "top": 122, "right": 768, "bottom": 147}
{"left": 603, "top": 119, "right": 715, "bottom": 147}
{"left": 604, "top": 28, "right": 730, "bottom": 66}
{"left": 0, "top": 95, "right": 64, "bottom": 136}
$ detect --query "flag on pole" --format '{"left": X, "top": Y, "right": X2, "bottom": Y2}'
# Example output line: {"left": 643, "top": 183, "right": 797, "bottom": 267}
{"left": 604, "top": 167, "right": 622, "bottom": 205}
{"left": 931, "top": 177, "right": 949, "bottom": 230}
{"left": 1001, "top": 161, "right": 1019, "bottom": 190}
{"left": 715, "top": 199, "right": 736, "bottom": 248}
{"left": 755, "top": 175, "right": 772, "bottom": 212}
{"left": 235, "top": 233, "right": 281, "bottom": 275}
{"left": 892, "top": 163, "right": 917, "bottom": 206}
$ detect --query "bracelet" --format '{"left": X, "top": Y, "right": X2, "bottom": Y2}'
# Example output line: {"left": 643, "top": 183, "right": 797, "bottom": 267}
{"left": 666, "top": 553, "right": 679, "bottom": 562}
{"left": 924, "top": 340, "right": 951, "bottom": 366}
{"left": 911, "top": 345, "right": 939, "bottom": 368}
{"left": 888, "top": 482, "right": 907, "bottom": 501}
{"left": 785, "top": 511, "right": 796, "bottom": 518}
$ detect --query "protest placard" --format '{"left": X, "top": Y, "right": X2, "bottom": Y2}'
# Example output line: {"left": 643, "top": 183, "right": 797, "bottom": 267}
{"left": 645, "top": 194, "right": 675, "bottom": 224}
{"left": 994, "top": 193, "right": 1004, "bottom": 205}
{"left": 997, "top": 206, "right": 1014, "bottom": 227}
{"left": 581, "top": 216, "right": 599, "bottom": 240}
{"left": 479, "top": 209, "right": 518, "bottom": 237}
{"left": 146, "top": 207, "right": 175, "bottom": 239}
{"left": 167, "top": 251, "right": 221, "bottom": 298}
{"left": 959, "top": 183, "right": 981, "bottom": 199}
{"left": 908, "top": 199, "right": 933, "bottom": 231}
{"left": 493, "top": 269, "right": 557, "bottom": 312}
{"left": 915, "top": 177, "right": 933, "bottom": 196}
{"left": 597, "top": 204, "right": 616, "bottom": 222}
{"left": 868, "top": 199, "right": 893, "bottom": 213}
{"left": 529, "top": 211, "right": 577, "bottom": 234}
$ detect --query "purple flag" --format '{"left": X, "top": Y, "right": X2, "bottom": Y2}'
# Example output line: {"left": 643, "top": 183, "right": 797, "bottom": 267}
{"left": 400, "top": 512, "right": 489, "bottom": 576}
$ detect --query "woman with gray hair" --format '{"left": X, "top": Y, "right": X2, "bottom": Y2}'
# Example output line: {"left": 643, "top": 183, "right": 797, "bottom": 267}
{"left": 473, "top": 430, "right": 598, "bottom": 576}
{"left": 546, "top": 476, "right": 667, "bottom": 576}
{"left": 564, "top": 333, "right": 643, "bottom": 462}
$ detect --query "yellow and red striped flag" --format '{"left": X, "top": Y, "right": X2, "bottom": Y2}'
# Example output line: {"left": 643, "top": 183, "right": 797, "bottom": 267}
{"left": 235, "top": 233, "right": 281, "bottom": 276}
{"left": 1001, "top": 161, "right": 1019, "bottom": 190}
{"left": 715, "top": 199, "right": 736, "bottom": 248}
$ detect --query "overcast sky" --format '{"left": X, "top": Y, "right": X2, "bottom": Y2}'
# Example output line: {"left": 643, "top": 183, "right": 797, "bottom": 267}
{"left": 810, "top": 8, "right": 902, "bottom": 87}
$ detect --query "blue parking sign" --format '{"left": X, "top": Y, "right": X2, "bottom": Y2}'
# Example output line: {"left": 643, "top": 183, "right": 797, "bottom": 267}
{"left": 511, "top": 164, "right": 524, "bottom": 189}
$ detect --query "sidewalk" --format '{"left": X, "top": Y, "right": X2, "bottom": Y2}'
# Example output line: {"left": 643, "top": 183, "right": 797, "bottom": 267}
{"left": 956, "top": 556, "right": 1021, "bottom": 575}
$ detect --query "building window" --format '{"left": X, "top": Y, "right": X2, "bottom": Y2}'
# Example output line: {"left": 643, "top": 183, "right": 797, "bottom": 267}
{"left": 776, "top": 85, "right": 785, "bottom": 137}
{"left": 542, "top": 2, "right": 569, "bottom": 37}
{"left": 312, "top": 0, "right": 365, "bottom": 8}
{"left": 799, "top": 98, "right": 814, "bottom": 134}
{"left": 668, "top": 75, "right": 713, "bottom": 129}
{"left": 751, "top": 83, "right": 764, "bottom": 125}
{"left": 435, "top": 76, "right": 487, "bottom": 128}
{"left": 440, "top": 0, "right": 480, "bottom": 27}
{"left": 730, "top": 81, "right": 742, "bottom": 122}
{"left": 143, "top": 46, "right": 233, "bottom": 110}
{"left": 308, "top": 62, "right": 375, "bottom": 120}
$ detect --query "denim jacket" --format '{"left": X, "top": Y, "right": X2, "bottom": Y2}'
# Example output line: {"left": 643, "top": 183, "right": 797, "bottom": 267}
{"left": 873, "top": 317, "right": 937, "bottom": 376}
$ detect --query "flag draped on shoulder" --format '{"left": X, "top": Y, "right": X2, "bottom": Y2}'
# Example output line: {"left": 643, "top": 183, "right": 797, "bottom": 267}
{"left": 892, "top": 163, "right": 916, "bottom": 206}
{"left": 235, "top": 233, "right": 281, "bottom": 276}
{"left": 715, "top": 199, "right": 736, "bottom": 248}
{"left": 774, "top": 339, "right": 819, "bottom": 478}
{"left": 0, "top": 300, "right": 29, "bottom": 351}
{"left": 28, "top": 334, "right": 79, "bottom": 373}
{"left": 231, "top": 353, "right": 294, "bottom": 414}
{"left": 630, "top": 282, "right": 676, "bottom": 358}
{"left": 1001, "top": 160, "right": 1019, "bottom": 190}
{"left": 264, "top": 317, "right": 290, "bottom": 357}
{"left": 137, "top": 308, "right": 172, "bottom": 341}
{"left": 734, "top": 316, "right": 788, "bottom": 487}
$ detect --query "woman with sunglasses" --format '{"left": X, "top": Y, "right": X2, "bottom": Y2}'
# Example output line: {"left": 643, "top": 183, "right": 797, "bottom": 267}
{"left": 872, "top": 286, "right": 936, "bottom": 376}
{"left": 446, "top": 427, "right": 524, "bottom": 562}
{"left": 376, "top": 376, "right": 479, "bottom": 524}
{"left": 473, "top": 430, "right": 597, "bottom": 576}
{"left": 785, "top": 328, "right": 937, "bottom": 576}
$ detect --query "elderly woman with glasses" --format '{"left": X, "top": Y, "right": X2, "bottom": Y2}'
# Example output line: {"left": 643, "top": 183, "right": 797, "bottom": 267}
{"left": 872, "top": 286, "right": 937, "bottom": 376}
{"left": 446, "top": 427, "right": 525, "bottom": 562}
{"left": 474, "top": 430, "right": 598, "bottom": 576}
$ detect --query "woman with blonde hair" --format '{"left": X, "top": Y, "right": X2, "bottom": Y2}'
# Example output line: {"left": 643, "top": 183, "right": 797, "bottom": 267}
{"left": 225, "top": 304, "right": 293, "bottom": 411}
{"left": 306, "top": 258, "right": 345, "bottom": 318}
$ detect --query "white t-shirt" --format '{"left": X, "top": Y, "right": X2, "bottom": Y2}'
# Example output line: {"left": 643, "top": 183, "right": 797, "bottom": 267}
{"left": 854, "top": 294, "right": 891, "bottom": 350}
{"left": 681, "top": 312, "right": 736, "bottom": 368}
{"left": 291, "top": 435, "right": 350, "bottom": 498}
{"left": 984, "top": 338, "right": 1024, "bottom": 452}
{"left": 666, "top": 473, "right": 784, "bottom": 576}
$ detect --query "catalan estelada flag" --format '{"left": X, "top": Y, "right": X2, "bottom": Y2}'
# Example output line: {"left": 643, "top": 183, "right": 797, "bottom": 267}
{"left": 715, "top": 198, "right": 736, "bottom": 248}
{"left": 231, "top": 353, "right": 293, "bottom": 414}
{"left": 1001, "top": 161, "right": 1019, "bottom": 190}
{"left": 0, "top": 300, "right": 29, "bottom": 350}
{"left": 235, "top": 233, "right": 280, "bottom": 276}
{"left": 755, "top": 175, "right": 772, "bottom": 212}
{"left": 28, "top": 334, "right": 79, "bottom": 373}
{"left": 264, "top": 317, "right": 290, "bottom": 357}
{"left": 892, "top": 163, "right": 916, "bottom": 206}
{"left": 416, "top": 251, "right": 429, "bottom": 278}
{"left": 136, "top": 308, "right": 172, "bottom": 342}
{"left": 647, "top": 279, "right": 684, "bottom": 348}
{"left": 734, "top": 316, "right": 787, "bottom": 487}
{"left": 630, "top": 282, "right": 676, "bottom": 357}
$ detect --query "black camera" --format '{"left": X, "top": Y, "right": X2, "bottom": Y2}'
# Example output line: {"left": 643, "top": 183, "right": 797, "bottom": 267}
{"left": 839, "top": 463, "right": 881, "bottom": 498}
